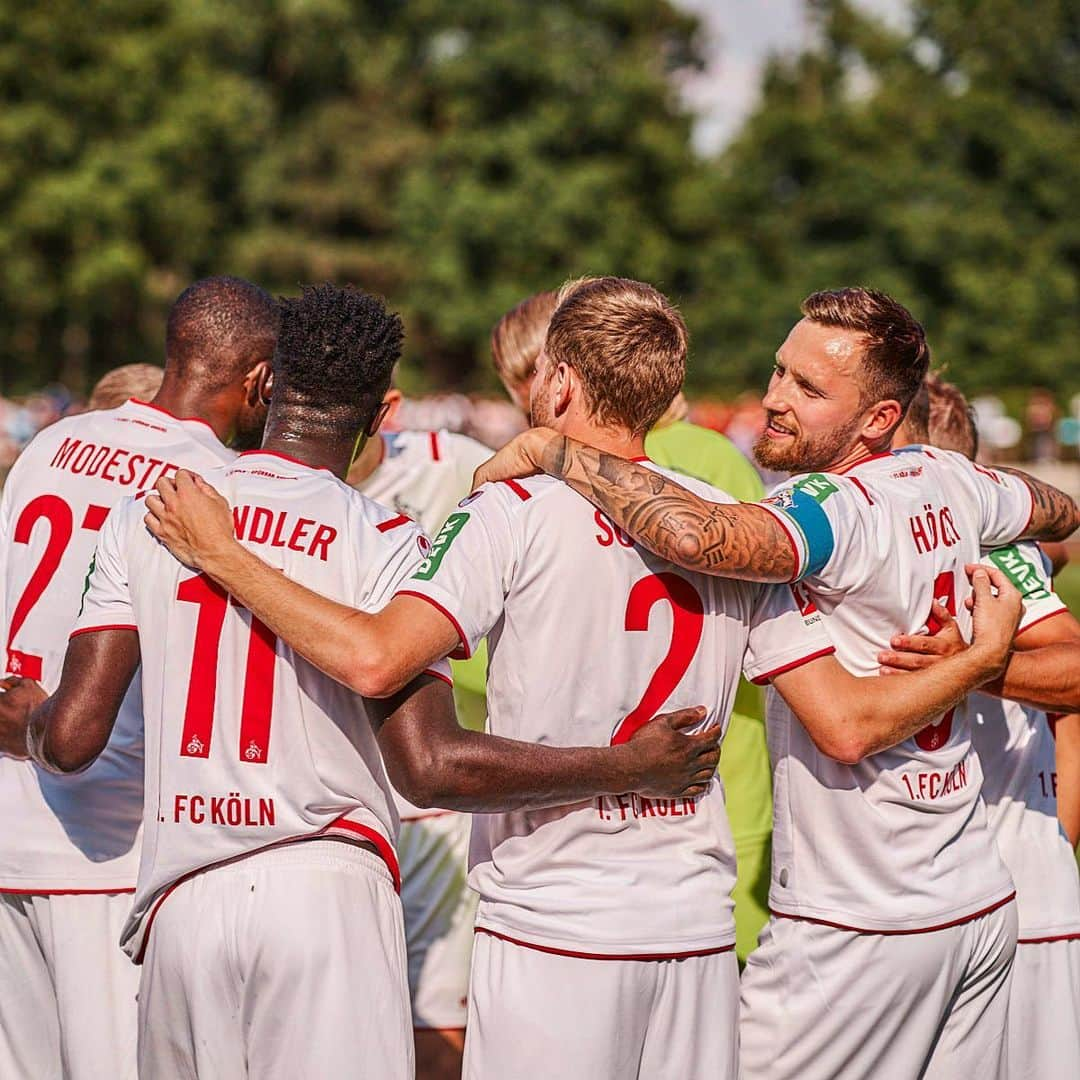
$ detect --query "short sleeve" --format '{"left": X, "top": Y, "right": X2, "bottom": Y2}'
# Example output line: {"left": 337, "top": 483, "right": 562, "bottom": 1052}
{"left": 742, "top": 582, "right": 835, "bottom": 685}
{"left": 71, "top": 502, "right": 136, "bottom": 637}
{"left": 982, "top": 540, "right": 1067, "bottom": 638}
{"left": 357, "top": 514, "right": 454, "bottom": 685}
{"left": 961, "top": 459, "right": 1033, "bottom": 548}
{"left": 395, "top": 486, "right": 516, "bottom": 661}
{"left": 755, "top": 472, "right": 864, "bottom": 583}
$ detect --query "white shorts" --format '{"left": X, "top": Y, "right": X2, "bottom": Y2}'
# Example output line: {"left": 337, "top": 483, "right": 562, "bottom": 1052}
{"left": 0, "top": 889, "right": 138, "bottom": 1080}
{"left": 740, "top": 902, "right": 1017, "bottom": 1080}
{"left": 1008, "top": 937, "right": 1080, "bottom": 1079}
{"left": 463, "top": 931, "right": 739, "bottom": 1080}
{"left": 398, "top": 811, "right": 477, "bottom": 1030}
{"left": 138, "top": 840, "right": 412, "bottom": 1080}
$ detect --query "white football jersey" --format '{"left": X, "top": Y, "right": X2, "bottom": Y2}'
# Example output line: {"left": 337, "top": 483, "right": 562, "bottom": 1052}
{"left": 970, "top": 541, "right": 1080, "bottom": 941}
{"left": 72, "top": 450, "right": 449, "bottom": 960}
{"left": 399, "top": 466, "right": 832, "bottom": 957}
{"left": 357, "top": 429, "right": 491, "bottom": 536}
{"left": 0, "top": 398, "right": 234, "bottom": 891}
{"left": 758, "top": 448, "right": 1033, "bottom": 931}
{"left": 355, "top": 428, "right": 491, "bottom": 821}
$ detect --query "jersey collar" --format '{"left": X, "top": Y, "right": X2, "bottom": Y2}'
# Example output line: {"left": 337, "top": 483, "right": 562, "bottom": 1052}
{"left": 236, "top": 449, "right": 336, "bottom": 476}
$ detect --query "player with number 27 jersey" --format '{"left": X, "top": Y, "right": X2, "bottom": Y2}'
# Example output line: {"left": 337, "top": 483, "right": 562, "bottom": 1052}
{"left": 73, "top": 449, "right": 447, "bottom": 963}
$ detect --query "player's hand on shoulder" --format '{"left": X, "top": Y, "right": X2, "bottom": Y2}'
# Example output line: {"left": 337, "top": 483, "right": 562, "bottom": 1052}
{"left": 877, "top": 602, "right": 966, "bottom": 674}
{"left": 0, "top": 676, "right": 47, "bottom": 759}
{"left": 624, "top": 706, "right": 719, "bottom": 798}
{"left": 144, "top": 470, "right": 232, "bottom": 569}
{"left": 472, "top": 428, "right": 554, "bottom": 489}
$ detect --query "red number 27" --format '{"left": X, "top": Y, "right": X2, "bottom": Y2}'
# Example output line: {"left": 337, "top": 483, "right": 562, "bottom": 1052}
{"left": 176, "top": 573, "right": 276, "bottom": 764}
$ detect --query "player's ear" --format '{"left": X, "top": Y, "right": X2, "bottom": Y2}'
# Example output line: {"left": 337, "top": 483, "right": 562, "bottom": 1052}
{"left": 245, "top": 361, "right": 273, "bottom": 407}
{"left": 381, "top": 388, "right": 403, "bottom": 428}
{"left": 553, "top": 361, "right": 574, "bottom": 418}
{"left": 863, "top": 398, "right": 903, "bottom": 443}
{"left": 366, "top": 400, "right": 392, "bottom": 438}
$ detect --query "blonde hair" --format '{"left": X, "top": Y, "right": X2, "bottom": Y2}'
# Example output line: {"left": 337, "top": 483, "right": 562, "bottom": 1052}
{"left": 88, "top": 363, "right": 164, "bottom": 411}
{"left": 545, "top": 276, "right": 687, "bottom": 436}
{"left": 925, "top": 373, "right": 978, "bottom": 460}
{"left": 490, "top": 291, "right": 559, "bottom": 387}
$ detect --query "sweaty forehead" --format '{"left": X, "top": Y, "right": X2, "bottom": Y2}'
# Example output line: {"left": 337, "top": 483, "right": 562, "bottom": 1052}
{"left": 781, "top": 319, "right": 864, "bottom": 382}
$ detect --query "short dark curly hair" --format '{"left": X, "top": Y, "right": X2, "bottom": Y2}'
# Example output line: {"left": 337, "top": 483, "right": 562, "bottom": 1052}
{"left": 273, "top": 283, "right": 404, "bottom": 424}
{"left": 166, "top": 276, "right": 278, "bottom": 389}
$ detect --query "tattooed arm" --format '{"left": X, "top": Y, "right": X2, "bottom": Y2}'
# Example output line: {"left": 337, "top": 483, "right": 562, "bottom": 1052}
{"left": 473, "top": 428, "right": 797, "bottom": 582}
{"left": 999, "top": 467, "right": 1080, "bottom": 542}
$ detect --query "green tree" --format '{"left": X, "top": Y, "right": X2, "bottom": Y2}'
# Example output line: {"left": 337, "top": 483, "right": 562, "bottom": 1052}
{"left": 0, "top": 0, "right": 707, "bottom": 394}
{"left": 684, "top": 0, "right": 1080, "bottom": 399}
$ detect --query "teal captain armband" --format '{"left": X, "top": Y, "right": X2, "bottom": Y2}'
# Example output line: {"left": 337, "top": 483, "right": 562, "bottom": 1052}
{"left": 764, "top": 485, "right": 836, "bottom": 577}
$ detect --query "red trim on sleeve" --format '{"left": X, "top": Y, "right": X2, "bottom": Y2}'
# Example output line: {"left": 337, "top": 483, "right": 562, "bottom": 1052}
{"left": 1014, "top": 608, "right": 1069, "bottom": 638}
{"left": 394, "top": 590, "right": 471, "bottom": 660}
{"left": 849, "top": 477, "right": 874, "bottom": 506}
{"left": 474, "top": 927, "right": 734, "bottom": 962}
{"left": 69, "top": 624, "right": 137, "bottom": 640}
{"left": 760, "top": 507, "right": 802, "bottom": 583}
{"left": 429, "top": 431, "right": 441, "bottom": 462}
{"left": 499, "top": 479, "right": 532, "bottom": 502}
{"left": 629, "top": 455, "right": 651, "bottom": 463}
{"left": 1021, "top": 479, "right": 1037, "bottom": 538}
{"left": 771, "top": 892, "right": 1015, "bottom": 936}
{"left": 376, "top": 513, "right": 412, "bottom": 534}
{"left": 422, "top": 667, "right": 454, "bottom": 688}
{"left": 752, "top": 645, "right": 835, "bottom": 685}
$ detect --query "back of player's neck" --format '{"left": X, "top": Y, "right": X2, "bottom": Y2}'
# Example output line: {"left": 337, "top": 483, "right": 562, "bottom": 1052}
{"left": 557, "top": 421, "right": 645, "bottom": 461}
{"left": 258, "top": 430, "right": 352, "bottom": 480}
{"left": 148, "top": 381, "right": 229, "bottom": 441}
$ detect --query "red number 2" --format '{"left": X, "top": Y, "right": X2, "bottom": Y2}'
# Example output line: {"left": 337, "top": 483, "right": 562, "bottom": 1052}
{"left": 7, "top": 496, "right": 109, "bottom": 680}
{"left": 913, "top": 571, "right": 957, "bottom": 752}
{"left": 611, "top": 573, "right": 704, "bottom": 745}
{"left": 177, "top": 573, "right": 276, "bottom": 764}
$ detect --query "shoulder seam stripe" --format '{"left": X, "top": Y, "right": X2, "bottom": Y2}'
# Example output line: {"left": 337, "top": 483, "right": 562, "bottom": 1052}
{"left": 499, "top": 479, "right": 531, "bottom": 501}
{"left": 376, "top": 513, "right": 412, "bottom": 533}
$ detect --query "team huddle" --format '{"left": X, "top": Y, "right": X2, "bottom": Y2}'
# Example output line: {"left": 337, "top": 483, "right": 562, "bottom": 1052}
{"left": 0, "top": 274, "right": 1076, "bottom": 1079}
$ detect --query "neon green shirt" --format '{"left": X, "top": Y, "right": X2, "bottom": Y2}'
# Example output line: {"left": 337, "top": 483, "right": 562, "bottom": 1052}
{"left": 645, "top": 420, "right": 772, "bottom": 961}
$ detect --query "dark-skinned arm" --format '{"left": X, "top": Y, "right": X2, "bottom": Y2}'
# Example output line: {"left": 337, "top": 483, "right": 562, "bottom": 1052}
{"left": 372, "top": 676, "right": 719, "bottom": 811}
{"left": 0, "top": 630, "right": 140, "bottom": 773}
{"left": 473, "top": 428, "right": 796, "bottom": 583}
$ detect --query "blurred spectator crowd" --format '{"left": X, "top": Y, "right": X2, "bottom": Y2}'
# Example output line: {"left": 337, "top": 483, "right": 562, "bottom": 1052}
{"left": 3, "top": 379, "right": 1079, "bottom": 478}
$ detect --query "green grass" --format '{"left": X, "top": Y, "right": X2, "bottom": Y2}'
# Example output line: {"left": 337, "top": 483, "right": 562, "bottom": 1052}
{"left": 1057, "top": 562, "right": 1080, "bottom": 617}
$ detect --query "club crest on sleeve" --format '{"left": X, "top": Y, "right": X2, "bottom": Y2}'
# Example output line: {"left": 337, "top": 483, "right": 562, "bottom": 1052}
{"left": 763, "top": 488, "right": 795, "bottom": 510}
{"left": 458, "top": 490, "right": 484, "bottom": 508}
{"left": 416, "top": 535, "right": 432, "bottom": 558}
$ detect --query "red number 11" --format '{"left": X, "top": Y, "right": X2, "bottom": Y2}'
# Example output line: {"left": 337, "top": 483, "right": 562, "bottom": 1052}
{"left": 177, "top": 573, "right": 276, "bottom": 764}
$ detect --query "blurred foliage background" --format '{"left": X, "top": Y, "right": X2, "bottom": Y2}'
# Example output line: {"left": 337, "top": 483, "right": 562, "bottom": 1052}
{"left": 0, "top": 0, "right": 1077, "bottom": 399}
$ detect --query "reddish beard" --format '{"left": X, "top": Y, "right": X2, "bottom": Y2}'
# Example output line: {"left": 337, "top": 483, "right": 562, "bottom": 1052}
{"left": 753, "top": 412, "right": 863, "bottom": 473}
